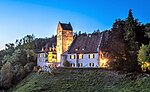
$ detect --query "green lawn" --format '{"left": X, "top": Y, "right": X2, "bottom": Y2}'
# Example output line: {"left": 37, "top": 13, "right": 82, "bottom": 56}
{"left": 12, "top": 68, "right": 150, "bottom": 92}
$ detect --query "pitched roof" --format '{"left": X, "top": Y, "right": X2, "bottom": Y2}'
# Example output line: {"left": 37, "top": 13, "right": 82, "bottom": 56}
{"left": 67, "top": 31, "right": 109, "bottom": 54}
{"left": 68, "top": 34, "right": 101, "bottom": 54}
{"left": 36, "top": 43, "right": 56, "bottom": 53}
{"left": 44, "top": 43, "right": 56, "bottom": 53}
{"left": 59, "top": 22, "right": 73, "bottom": 30}
{"left": 99, "top": 31, "right": 109, "bottom": 49}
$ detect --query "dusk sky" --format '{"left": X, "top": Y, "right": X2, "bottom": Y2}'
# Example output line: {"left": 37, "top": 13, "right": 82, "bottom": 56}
{"left": 0, "top": 0, "right": 150, "bottom": 50}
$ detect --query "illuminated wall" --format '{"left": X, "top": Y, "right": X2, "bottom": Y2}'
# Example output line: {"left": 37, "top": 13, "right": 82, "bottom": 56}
{"left": 48, "top": 52, "right": 57, "bottom": 63}
{"left": 62, "top": 30, "right": 73, "bottom": 53}
{"left": 99, "top": 50, "right": 109, "bottom": 68}
{"left": 56, "top": 23, "right": 73, "bottom": 62}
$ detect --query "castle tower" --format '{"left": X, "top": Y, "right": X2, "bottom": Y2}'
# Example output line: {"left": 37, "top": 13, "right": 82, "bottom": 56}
{"left": 56, "top": 22, "right": 73, "bottom": 62}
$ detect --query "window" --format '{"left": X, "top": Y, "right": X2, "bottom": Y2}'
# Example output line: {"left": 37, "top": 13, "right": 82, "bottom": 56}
{"left": 44, "top": 58, "right": 48, "bottom": 62}
{"left": 78, "top": 54, "right": 83, "bottom": 59}
{"left": 40, "top": 54, "right": 42, "bottom": 58}
{"left": 71, "top": 63, "right": 75, "bottom": 67}
{"left": 39, "top": 54, "right": 42, "bottom": 62}
{"left": 89, "top": 63, "right": 94, "bottom": 67}
{"left": 79, "top": 63, "right": 83, "bottom": 67}
{"left": 44, "top": 53, "right": 48, "bottom": 58}
{"left": 70, "top": 55, "right": 75, "bottom": 59}
{"left": 89, "top": 54, "right": 95, "bottom": 59}
{"left": 75, "top": 48, "right": 78, "bottom": 51}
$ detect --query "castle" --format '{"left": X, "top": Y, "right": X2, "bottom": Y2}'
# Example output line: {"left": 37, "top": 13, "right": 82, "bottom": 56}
{"left": 37, "top": 22, "right": 109, "bottom": 71}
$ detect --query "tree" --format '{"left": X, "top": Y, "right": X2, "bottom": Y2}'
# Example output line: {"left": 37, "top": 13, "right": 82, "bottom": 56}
{"left": 78, "top": 31, "right": 82, "bottom": 36}
{"left": 1, "top": 62, "right": 13, "bottom": 88}
{"left": 145, "top": 23, "right": 150, "bottom": 39}
{"left": 24, "top": 62, "right": 35, "bottom": 73}
{"left": 5, "top": 43, "right": 15, "bottom": 56}
{"left": 12, "top": 64, "right": 26, "bottom": 84}
{"left": 138, "top": 43, "right": 150, "bottom": 71}
{"left": 2, "top": 54, "right": 12, "bottom": 64}
{"left": 103, "top": 19, "right": 127, "bottom": 70}
{"left": 124, "top": 9, "right": 137, "bottom": 49}
{"left": 123, "top": 9, "right": 140, "bottom": 72}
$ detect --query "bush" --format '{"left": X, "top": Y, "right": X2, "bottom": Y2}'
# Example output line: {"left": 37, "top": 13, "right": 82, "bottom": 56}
{"left": 63, "top": 60, "right": 70, "bottom": 67}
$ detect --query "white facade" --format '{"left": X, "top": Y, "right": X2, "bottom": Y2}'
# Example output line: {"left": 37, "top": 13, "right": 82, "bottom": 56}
{"left": 61, "top": 53, "right": 99, "bottom": 68}
{"left": 37, "top": 53, "right": 50, "bottom": 71}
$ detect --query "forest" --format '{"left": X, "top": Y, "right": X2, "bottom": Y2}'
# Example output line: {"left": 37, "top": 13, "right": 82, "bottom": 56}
{"left": 0, "top": 9, "right": 149, "bottom": 90}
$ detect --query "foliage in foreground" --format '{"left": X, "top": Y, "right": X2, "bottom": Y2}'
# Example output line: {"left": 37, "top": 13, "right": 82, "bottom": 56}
{"left": 12, "top": 68, "right": 150, "bottom": 92}
{"left": 138, "top": 43, "right": 150, "bottom": 71}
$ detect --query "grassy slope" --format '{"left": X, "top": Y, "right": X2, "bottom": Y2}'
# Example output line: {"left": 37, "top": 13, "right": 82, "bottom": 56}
{"left": 12, "top": 68, "right": 150, "bottom": 92}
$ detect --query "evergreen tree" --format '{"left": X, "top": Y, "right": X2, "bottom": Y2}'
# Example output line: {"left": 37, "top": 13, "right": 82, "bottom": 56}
{"left": 145, "top": 23, "right": 150, "bottom": 39}
{"left": 123, "top": 9, "right": 140, "bottom": 72}
{"left": 124, "top": 9, "right": 137, "bottom": 50}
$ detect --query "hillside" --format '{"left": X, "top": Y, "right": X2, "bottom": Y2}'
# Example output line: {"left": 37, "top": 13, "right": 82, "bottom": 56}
{"left": 11, "top": 68, "right": 150, "bottom": 92}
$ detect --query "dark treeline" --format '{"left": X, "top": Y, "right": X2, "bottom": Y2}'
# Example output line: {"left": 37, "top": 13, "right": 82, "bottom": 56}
{"left": 34, "top": 35, "right": 57, "bottom": 50}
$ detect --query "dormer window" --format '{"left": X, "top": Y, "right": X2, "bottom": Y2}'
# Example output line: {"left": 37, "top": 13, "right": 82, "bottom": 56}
{"left": 42, "top": 47, "right": 44, "bottom": 51}
{"left": 82, "top": 46, "right": 86, "bottom": 51}
{"left": 49, "top": 47, "right": 52, "bottom": 51}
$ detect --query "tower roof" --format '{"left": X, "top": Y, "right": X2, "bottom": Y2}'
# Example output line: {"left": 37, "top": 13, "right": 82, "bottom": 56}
{"left": 59, "top": 22, "right": 73, "bottom": 30}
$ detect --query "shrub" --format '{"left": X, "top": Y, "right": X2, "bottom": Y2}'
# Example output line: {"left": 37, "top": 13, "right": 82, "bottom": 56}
{"left": 63, "top": 60, "right": 70, "bottom": 67}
